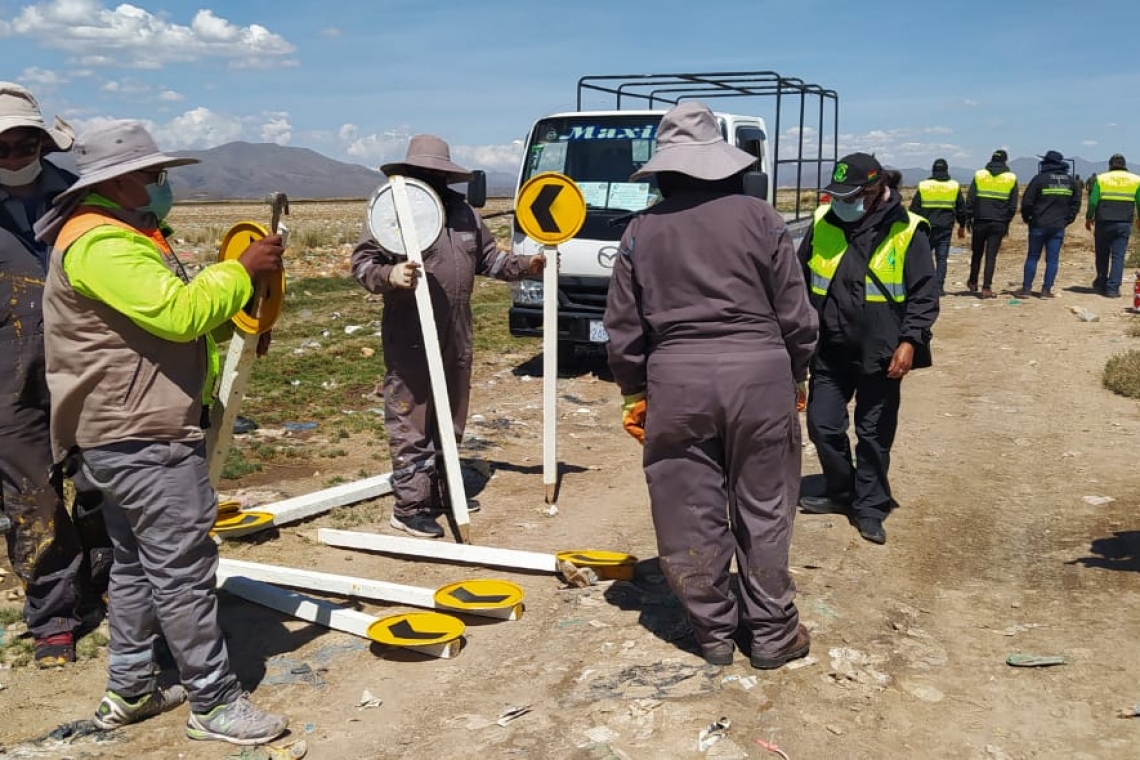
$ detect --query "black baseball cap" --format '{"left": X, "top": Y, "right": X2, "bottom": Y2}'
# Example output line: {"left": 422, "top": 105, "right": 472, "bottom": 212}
{"left": 822, "top": 152, "right": 883, "bottom": 199}
{"left": 1039, "top": 150, "right": 1065, "bottom": 163}
{"left": 991, "top": 149, "right": 1009, "bottom": 163}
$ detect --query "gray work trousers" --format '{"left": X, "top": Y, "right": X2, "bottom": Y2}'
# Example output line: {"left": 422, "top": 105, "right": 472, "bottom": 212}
{"left": 642, "top": 349, "right": 801, "bottom": 658}
{"left": 81, "top": 440, "right": 240, "bottom": 711}
{"left": 383, "top": 353, "right": 471, "bottom": 517}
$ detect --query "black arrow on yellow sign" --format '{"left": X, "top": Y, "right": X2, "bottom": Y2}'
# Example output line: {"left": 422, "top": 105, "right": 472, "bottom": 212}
{"left": 445, "top": 587, "right": 510, "bottom": 605}
{"left": 387, "top": 619, "right": 451, "bottom": 641}
{"left": 530, "top": 184, "right": 563, "bottom": 234}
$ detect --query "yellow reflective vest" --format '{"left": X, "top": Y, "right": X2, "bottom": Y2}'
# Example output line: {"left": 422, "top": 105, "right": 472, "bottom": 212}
{"left": 807, "top": 206, "right": 926, "bottom": 303}
{"left": 916, "top": 179, "right": 960, "bottom": 209}
{"left": 973, "top": 169, "right": 1017, "bottom": 201}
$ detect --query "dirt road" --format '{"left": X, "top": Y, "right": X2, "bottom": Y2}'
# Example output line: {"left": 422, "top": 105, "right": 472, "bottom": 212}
{"left": 2, "top": 223, "right": 1139, "bottom": 759}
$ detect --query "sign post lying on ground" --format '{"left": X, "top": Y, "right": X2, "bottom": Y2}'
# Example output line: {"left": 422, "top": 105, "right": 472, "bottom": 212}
{"left": 318, "top": 528, "right": 637, "bottom": 584}
{"left": 514, "top": 172, "right": 587, "bottom": 506}
{"left": 217, "top": 575, "right": 465, "bottom": 659}
{"left": 367, "top": 176, "right": 471, "bottom": 542}
{"left": 217, "top": 558, "right": 525, "bottom": 621}
{"left": 212, "top": 473, "right": 393, "bottom": 540}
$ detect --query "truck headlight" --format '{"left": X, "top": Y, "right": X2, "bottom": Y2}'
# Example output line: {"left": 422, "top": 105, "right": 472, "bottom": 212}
{"left": 510, "top": 279, "right": 544, "bottom": 306}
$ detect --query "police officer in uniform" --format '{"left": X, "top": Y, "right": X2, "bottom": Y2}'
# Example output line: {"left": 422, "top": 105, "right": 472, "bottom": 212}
{"left": 1015, "top": 150, "right": 1080, "bottom": 298}
{"left": 798, "top": 153, "right": 939, "bottom": 544}
{"left": 1085, "top": 154, "right": 1140, "bottom": 298}
{"left": 909, "top": 158, "right": 966, "bottom": 295}
{"left": 964, "top": 149, "right": 1018, "bottom": 298}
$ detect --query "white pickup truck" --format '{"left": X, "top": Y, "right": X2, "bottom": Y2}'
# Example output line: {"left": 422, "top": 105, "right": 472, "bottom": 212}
{"left": 506, "top": 71, "right": 838, "bottom": 358}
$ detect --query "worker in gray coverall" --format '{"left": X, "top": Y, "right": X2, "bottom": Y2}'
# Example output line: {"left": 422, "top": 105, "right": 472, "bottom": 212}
{"left": 0, "top": 81, "right": 111, "bottom": 668}
{"left": 351, "top": 135, "right": 545, "bottom": 539}
{"left": 603, "top": 102, "right": 818, "bottom": 670}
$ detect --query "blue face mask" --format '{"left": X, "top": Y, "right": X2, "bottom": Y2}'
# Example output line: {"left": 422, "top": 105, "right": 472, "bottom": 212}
{"left": 831, "top": 194, "right": 865, "bottom": 223}
{"left": 141, "top": 177, "right": 173, "bottom": 220}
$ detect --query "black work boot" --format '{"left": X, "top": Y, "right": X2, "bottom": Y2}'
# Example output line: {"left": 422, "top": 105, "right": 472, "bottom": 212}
{"left": 798, "top": 494, "right": 852, "bottom": 515}
{"left": 856, "top": 516, "right": 886, "bottom": 544}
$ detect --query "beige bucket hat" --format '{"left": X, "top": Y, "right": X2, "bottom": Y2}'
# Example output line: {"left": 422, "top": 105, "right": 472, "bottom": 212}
{"left": 630, "top": 101, "right": 756, "bottom": 182}
{"left": 381, "top": 134, "right": 473, "bottom": 183}
{"left": 51, "top": 120, "right": 198, "bottom": 206}
{"left": 0, "top": 81, "right": 75, "bottom": 153}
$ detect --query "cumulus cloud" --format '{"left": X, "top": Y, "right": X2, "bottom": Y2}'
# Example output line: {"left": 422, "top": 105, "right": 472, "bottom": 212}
{"left": 2, "top": 1, "right": 296, "bottom": 70}
{"left": 260, "top": 112, "right": 292, "bottom": 145}
{"left": 452, "top": 142, "right": 525, "bottom": 174}
{"left": 18, "top": 66, "right": 69, "bottom": 87}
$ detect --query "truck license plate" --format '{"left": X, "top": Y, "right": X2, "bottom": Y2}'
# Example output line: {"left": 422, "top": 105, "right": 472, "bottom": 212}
{"left": 589, "top": 320, "right": 610, "bottom": 343}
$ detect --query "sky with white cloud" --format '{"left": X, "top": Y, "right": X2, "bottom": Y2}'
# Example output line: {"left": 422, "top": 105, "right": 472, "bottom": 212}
{"left": 3, "top": 0, "right": 1139, "bottom": 179}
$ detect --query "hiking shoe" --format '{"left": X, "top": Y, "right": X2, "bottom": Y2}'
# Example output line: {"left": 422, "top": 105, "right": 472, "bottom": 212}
{"left": 34, "top": 632, "right": 75, "bottom": 668}
{"left": 856, "top": 516, "right": 887, "bottom": 544}
{"left": 798, "top": 495, "right": 851, "bottom": 515}
{"left": 389, "top": 512, "right": 444, "bottom": 538}
{"left": 751, "top": 624, "right": 811, "bottom": 670}
{"left": 703, "top": 642, "right": 734, "bottom": 667}
{"left": 186, "top": 693, "right": 287, "bottom": 746}
{"left": 93, "top": 685, "right": 188, "bottom": 729}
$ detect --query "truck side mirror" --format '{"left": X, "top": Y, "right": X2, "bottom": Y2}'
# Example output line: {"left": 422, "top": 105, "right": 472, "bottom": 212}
{"left": 467, "top": 170, "right": 487, "bottom": 208}
{"left": 743, "top": 171, "right": 769, "bottom": 201}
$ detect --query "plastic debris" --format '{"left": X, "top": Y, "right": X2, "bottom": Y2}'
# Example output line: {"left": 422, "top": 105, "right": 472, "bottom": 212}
{"left": 284, "top": 421, "right": 318, "bottom": 431}
{"left": 755, "top": 737, "right": 792, "bottom": 760}
{"left": 1082, "top": 495, "right": 1115, "bottom": 506}
{"left": 1006, "top": 653, "right": 1066, "bottom": 667}
{"left": 357, "top": 689, "right": 382, "bottom": 709}
{"left": 495, "top": 705, "right": 532, "bottom": 726}
{"left": 698, "top": 717, "right": 731, "bottom": 752}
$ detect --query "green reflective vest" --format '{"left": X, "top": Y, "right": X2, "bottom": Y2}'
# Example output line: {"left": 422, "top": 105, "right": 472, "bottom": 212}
{"left": 807, "top": 207, "right": 925, "bottom": 303}
{"left": 1095, "top": 170, "right": 1140, "bottom": 203}
{"left": 974, "top": 169, "right": 1017, "bottom": 200}
{"left": 917, "top": 179, "right": 960, "bottom": 209}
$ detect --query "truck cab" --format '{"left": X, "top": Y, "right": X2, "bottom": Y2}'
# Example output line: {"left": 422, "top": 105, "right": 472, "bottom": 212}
{"left": 507, "top": 72, "right": 837, "bottom": 354}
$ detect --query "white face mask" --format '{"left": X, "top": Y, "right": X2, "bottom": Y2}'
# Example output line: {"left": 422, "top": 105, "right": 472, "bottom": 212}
{"left": 0, "top": 157, "right": 43, "bottom": 187}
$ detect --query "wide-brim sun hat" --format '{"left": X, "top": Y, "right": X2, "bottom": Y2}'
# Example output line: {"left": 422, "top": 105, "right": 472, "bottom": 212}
{"left": 381, "top": 134, "right": 473, "bottom": 183}
{"left": 630, "top": 101, "right": 756, "bottom": 182}
{"left": 52, "top": 119, "right": 198, "bottom": 206}
{"left": 0, "top": 81, "right": 75, "bottom": 153}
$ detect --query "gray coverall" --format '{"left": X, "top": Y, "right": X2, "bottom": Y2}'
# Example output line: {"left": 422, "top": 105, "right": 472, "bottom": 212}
{"left": 351, "top": 188, "right": 534, "bottom": 517}
{"left": 604, "top": 191, "right": 818, "bottom": 658}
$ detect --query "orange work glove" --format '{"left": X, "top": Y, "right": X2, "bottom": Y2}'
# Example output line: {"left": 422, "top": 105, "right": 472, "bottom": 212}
{"left": 621, "top": 392, "right": 646, "bottom": 444}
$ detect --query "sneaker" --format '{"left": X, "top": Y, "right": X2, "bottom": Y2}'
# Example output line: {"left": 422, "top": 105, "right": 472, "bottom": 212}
{"left": 798, "top": 495, "right": 852, "bottom": 515}
{"left": 389, "top": 512, "right": 444, "bottom": 538}
{"left": 186, "top": 693, "right": 287, "bottom": 746}
{"left": 703, "top": 642, "right": 734, "bottom": 667}
{"left": 751, "top": 624, "right": 811, "bottom": 670}
{"left": 34, "top": 632, "right": 75, "bottom": 668}
{"left": 93, "top": 685, "right": 188, "bottom": 729}
{"left": 856, "top": 516, "right": 887, "bottom": 544}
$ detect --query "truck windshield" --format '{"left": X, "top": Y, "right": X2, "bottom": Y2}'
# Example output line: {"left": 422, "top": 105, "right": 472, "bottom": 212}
{"left": 521, "top": 115, "right": 661, "bottom": 213}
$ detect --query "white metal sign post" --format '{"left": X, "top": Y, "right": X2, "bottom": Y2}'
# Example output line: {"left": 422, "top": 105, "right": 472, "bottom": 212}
{"left": 514, "top": 173, "right": 587, "bottom": 506}
{"left": 369, "top": 177, "right": 470, "bottom": 542}
{"left": 542, "top": 243, "right": 558, "bottom": 504}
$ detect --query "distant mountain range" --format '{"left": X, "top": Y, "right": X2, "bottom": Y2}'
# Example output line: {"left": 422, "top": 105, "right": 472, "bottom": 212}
{"left": 48, "top": 141, "right": 521, "bottom": 201}
{"left": 48, "top": 141, "right": 1123, "bottom": 201}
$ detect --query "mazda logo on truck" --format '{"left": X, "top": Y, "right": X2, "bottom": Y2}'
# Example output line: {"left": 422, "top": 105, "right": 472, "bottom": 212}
{"left": 597, "top": 246, "right": 618, "bottom": 269}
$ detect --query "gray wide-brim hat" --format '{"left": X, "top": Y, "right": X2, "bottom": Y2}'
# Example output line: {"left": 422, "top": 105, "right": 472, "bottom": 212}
{"left": 381, "top": 134, "right": 473, "bottom": 183}
{"left": 0, "top": 81, "right": 75, "bottom": 153}
{"left": 52, "top": 119, "right": 198, "bottom": 207}
{"left": 630, "top": 101, "right": 756, "bottom": 182}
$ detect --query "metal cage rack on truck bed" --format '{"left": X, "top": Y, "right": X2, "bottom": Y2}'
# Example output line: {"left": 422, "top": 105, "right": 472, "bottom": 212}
{"left": 575, "top": 71, "right": 839, "bottom": 221}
